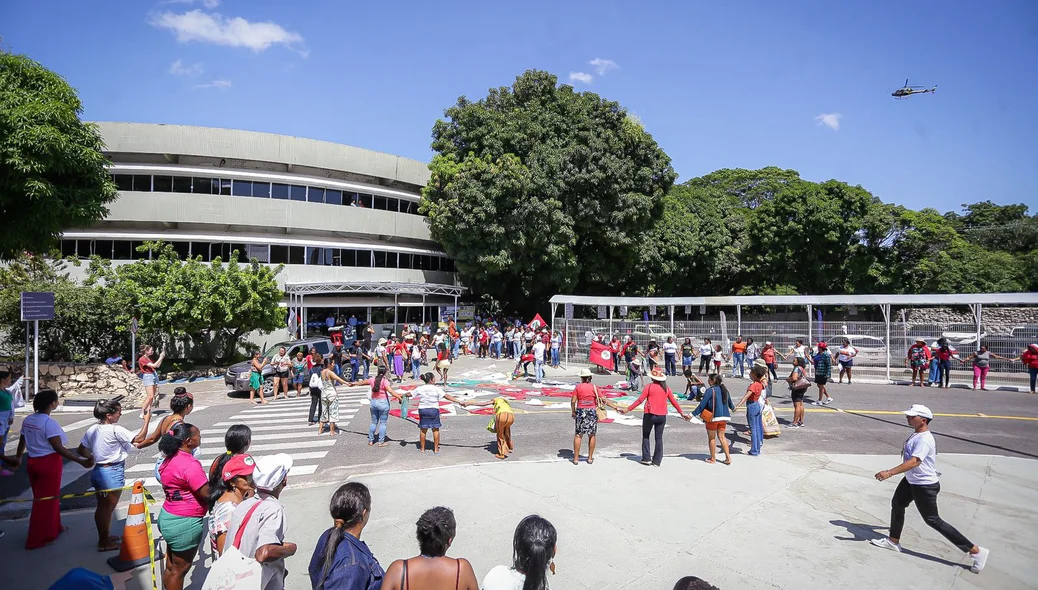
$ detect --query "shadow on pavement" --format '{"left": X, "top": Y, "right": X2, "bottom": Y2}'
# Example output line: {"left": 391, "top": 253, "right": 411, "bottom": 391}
{"left": 829, "top": 519, "right": 968, "bottom": 569}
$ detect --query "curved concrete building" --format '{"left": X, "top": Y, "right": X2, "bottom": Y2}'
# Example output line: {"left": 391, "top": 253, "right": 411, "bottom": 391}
{"left": 61, "top": 122, "right": 462, "bottom": 338}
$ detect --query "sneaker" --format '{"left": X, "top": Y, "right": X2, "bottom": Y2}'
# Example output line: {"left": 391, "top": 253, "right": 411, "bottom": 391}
{"left": 639, "top": 459, "right": 653, "bottom": 466}
{"left": 970, "top": 547, "right": 989, "bottom": 573}
{"left": 869, "top": 537, "right": 902, "bottom": 553}
{"left": 824, "top": 397, "right": 834, "bottom": 405}
{"left": 788, "top": 423, "right": 800, "bottom": 429}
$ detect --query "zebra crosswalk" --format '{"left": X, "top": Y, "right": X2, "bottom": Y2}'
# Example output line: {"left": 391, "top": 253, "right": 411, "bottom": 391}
{"left": 131, "top": 387, "right": 369, "bottom": 489}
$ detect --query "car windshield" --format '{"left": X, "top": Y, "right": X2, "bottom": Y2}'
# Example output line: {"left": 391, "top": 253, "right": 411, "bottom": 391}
{"left": 260, "top": 342, "right": 293, "bottom": 357}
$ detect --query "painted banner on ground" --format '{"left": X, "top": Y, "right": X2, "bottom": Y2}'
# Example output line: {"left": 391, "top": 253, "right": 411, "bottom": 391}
{"left": 589, "top": 340, "right": 613, "bottom": 369}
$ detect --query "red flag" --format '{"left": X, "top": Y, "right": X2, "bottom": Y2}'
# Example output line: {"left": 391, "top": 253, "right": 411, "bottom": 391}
{"left": 528, "top": 313, "right": 548, "bottom": 331}
{"left": 589, "top": 340, "right": 613, "bottom": 369}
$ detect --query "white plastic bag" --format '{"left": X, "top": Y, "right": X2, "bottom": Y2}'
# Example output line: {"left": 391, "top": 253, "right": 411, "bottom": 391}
{"left": 202, "top": 545, "right": 262, "bottom": 590}
{"left": 309, "top": 371, "right": 322, "bottom": 390}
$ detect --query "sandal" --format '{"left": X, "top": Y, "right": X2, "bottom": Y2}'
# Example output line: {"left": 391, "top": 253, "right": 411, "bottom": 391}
{"left": 723, "top": 458, "right": 731, "bottom": 465}
{"left": 587, "top": 458, "right": 594, "bottom": 465}
{"left": 98, "top": 537, "right": 120, "bottom": 552}
{"left": 704, "top": 458, "right": 716, "bottom": 464}
{"left": 571, "top": 459, "right": 579, "bottom": 465}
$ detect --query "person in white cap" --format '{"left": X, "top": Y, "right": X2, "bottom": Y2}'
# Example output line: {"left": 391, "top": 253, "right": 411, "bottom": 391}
{"left": 870, "top": 405, "right": 989, "bottom": 573}
{"left": 225, "top": 453, "right": 297, "bottom": 590}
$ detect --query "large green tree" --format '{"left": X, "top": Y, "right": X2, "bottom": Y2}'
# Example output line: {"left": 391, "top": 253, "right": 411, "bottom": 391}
{"left": 422, "top": 70, "right": 677, "bottom": 310}
{"left": 0, "top": 52, "right": 118, "bottom": 259}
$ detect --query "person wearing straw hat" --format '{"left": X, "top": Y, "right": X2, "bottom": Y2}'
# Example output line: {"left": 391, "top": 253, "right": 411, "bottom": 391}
{"left": 906, "top": 337, "right": 932, "bottom": 387}
{"left": 570, "top": 368, "right": 622, "bottom": 464}
{"left": 870, "top": 405, "right": 989, "bottom": 574}
{"left": 627, "top": 357, "right": 643, "bottom": 390}
{"left": 620, "top": 369, "right": 690, "bottom": 466}
{"left": 226, "top": 453, "right": 297, "bottom": 590}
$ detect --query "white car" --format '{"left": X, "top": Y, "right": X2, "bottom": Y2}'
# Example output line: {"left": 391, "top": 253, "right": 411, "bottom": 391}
{"left": 827, "top": 334, "right": 887, "bottom": 364}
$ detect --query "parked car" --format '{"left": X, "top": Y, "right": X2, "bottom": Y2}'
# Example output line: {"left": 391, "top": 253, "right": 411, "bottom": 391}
{"left": 225, "top": 337, "right": 341, "bottom": 397}
{"left": 631, "top": 324, "right": 677, "bottom": 343}
{"left": 825, "top": 334, "right": 887, "bottom": 365}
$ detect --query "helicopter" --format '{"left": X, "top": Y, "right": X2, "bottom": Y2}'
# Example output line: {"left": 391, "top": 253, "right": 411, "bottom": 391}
{"left": 892, "top": 79, "right": 937, "bottom": 99}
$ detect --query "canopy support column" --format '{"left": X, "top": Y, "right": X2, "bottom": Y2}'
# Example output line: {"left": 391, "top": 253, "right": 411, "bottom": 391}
{"left": 807, "top": 305, "right": 813, "bottom": 347}
{"left": 608, "top": 305, "right": 614, "bottom": 337}
{"left": 737, "top": 305, "right": 742, "bottom": 336}
{"left": 301, "top": 296, "right": 307, "bottom": 339}
{"left": 393, "top": 293, "right": 398, "bottom": 334}
{"left": 422, "top": 294, "right": 426, "bottom": 326}
{"left": 881, "top": 304, "right": 892, "bottom": 383}
{"left": 669, "top": 306, "right": 675, "bottom": 336}
{"left": 971, "top": 303, "right": 983, "bottom": 349}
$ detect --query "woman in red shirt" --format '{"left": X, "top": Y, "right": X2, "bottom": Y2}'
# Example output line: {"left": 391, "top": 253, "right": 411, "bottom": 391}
{"left": 735, "top": 366, "right": 767, "bottom": 456}
{"left": 570, "top": 368, "right": 622, "bottom": 465}
{"left": 619, "top": 369, "right": 689, "bottom": 466}
{"left": 1020, "top": 343, "right": 1038, "bottom": 394}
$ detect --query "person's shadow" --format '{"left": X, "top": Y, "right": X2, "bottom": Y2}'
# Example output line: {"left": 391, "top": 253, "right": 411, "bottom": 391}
{"left": 829, "top": 520, "right": 968, "bottom": 569}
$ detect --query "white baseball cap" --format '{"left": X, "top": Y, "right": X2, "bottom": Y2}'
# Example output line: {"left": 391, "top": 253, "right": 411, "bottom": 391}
{"left": 253, "top": 453, "right": 293, "bottom": 491}
{"left": 902, "top": 404, "right": 933, "bottom": 420}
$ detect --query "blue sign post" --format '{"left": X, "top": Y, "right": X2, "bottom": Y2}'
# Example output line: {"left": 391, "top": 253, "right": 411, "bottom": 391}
{"left": 21, "top": 292, "right": 55, "bottom": 395}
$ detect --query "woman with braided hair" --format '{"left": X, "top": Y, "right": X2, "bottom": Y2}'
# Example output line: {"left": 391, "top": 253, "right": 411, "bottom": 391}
{"left": 308, "top": 482, "right": 384, "bottom": 589}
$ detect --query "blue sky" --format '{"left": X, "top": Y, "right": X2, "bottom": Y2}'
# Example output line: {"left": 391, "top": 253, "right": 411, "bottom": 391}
{"left": 3, "top": 0, "right": 1037, "bottom": 213}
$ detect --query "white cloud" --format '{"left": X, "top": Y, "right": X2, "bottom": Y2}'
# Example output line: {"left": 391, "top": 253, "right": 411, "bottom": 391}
{"left": 169, "top": 59, "right": 203, "bottom": 76}
{"left": 569, "top": 72, "right": 593, "bottom": 84}
{"left": 162, "top": 0, "right": 221, "bottom": 8}
{"left": 589, "top": 58, "right": 618, "bottom": 75}
{"left": 202, "top": 0, "right": 220, "bottom": 7}
{"left": 149, "top": 9, "right": 305, "bottom": 53}
{"left": 194, "top": 78, "right": 232, "bottom": 89}
{"left": 815, "top": 112, "right": 842, "bottom": 131}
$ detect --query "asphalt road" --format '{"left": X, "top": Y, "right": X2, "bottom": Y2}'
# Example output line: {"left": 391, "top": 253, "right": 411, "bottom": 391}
{"left": 2, "top": 356, "right": 1036, "bottom": 515}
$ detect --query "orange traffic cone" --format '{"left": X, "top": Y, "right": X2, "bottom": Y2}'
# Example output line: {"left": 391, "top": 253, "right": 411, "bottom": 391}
{"left": 107, "top": 480, "right": 163, "bottom": 572}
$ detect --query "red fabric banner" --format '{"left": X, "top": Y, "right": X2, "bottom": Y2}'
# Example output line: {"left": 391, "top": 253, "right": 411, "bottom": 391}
{"left": 589, "top": 340, "right": 614, "bottom": 369}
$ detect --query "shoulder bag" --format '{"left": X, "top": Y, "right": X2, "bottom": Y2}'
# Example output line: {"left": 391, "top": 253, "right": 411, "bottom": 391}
{"left": 202, "top": 500, "right": 264, "bottom": 590}
{"left": 309, "top": 370, "right": 323, "bottom": 390}
{"left": 701, "top": 386, "right": 717, "bottom": 423}
{"left": 792, "top": 367, "right": 811, "bottom": 391}
{"left": 593, "top": 386, "right": 607, "bottom": 421}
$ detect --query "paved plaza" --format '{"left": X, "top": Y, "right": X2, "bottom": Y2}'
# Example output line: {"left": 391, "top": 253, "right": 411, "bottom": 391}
{"left": 3, "top": 355, "right": 1037, "bottom": 589}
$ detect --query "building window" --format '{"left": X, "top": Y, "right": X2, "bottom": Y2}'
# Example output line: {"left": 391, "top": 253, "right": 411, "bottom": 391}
{"left": 325, "top": 189, "right": 342, "bottom": 205}
{"left": 271, "top": 183, "right": 289, "bottom": 199}
{"left": 398, "top": 253, "right": 412, "bottom": 268}
{"left": 61, "top": 240, "right": 76, "bottom": 258}
{"left": 386, "top": 198, "right": 399, "bottom": 212}
{"left": 289, "top": 245, "right": 305, "bottom": 264}
{"left": 113, "top": 174, "right": 133, "bottom": 191}
{"left": 373, "top": 196, "right": 387, "bottom": 210}
{"left": 252, "top": 182, "right": 271, "bottom": 198}
{"left": 219, "top": 179, "right": 232, "bottom": 195}
{"left": 290, "top": 185, "right": 307, "bottom": 201}
{"left": 132, "top": 175, "right": 152, "bottom": 192}
{"left": 93, "top": 240, "right": 114, "bottom": 259}
{"left": 360, "top": 193, "right": 373, "bottom": 208}
{"left": 153, "top": 176, "right": 173, "bottom": 192}
{"left": 356, "top": 250, "right": 372, "bottom": 267}
{"left": 113, "top": 241, "right": 132, "bottom": 260}
{"left": 193, "top": 177, "right": 214, "bottom": 194}
{"left": 270, "top": 245, "right": 289, "bottom": 264}
{"left": 308, "top": 187, "right": 325, "bottom": 204}
{"left": 246, "top": 244, "right": 269, "bottom": 262}
{"left": 306, "top": 247, "right": 323, "bottom": 265}
{"left": 191, "top": 242, "right": 210, "bottom": 261}
{"left": 130, "top": 241, "right": 149, "bottom": 260}
{"left": 172, "top": 177, "right": 193, "bottom": 193}
{"left": 231, "top": 180, "right": 252, "bottom": 197}
{"left": 373, "top": 251, "right": 387, "bottom": 267}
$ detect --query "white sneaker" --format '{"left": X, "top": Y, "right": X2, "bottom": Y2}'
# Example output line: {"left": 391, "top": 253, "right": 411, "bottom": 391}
{"left": 869, "top": 537, "right": 902, "bottom": 552}
{"left": 970, "top": 547, "right": 989, "bottom": 573}
{"left": 824, "top": 397, "right": 834, "bottom": 405}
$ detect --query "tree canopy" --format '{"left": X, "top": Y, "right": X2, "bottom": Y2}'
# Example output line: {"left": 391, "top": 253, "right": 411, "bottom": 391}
{"left": 0, "top": 52, "right": 118, "bottom": 259}
{"left": 422, "top": 70, "right": 677, "bottom": 311}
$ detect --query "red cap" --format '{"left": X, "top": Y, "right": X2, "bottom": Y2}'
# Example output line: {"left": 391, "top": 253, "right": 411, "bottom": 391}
{"left": 222, "top": 454, "right": 256, "bottom": 482}
{"left": 817, "top": 342, "right": 827, "bottom": 349}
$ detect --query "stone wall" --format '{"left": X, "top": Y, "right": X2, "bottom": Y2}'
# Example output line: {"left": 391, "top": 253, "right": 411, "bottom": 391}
{"left": 17, "top": 363, "right": 149, "bottom": 408}
{"left": 905, "top": 307, "right": 1038, "bottom": 335}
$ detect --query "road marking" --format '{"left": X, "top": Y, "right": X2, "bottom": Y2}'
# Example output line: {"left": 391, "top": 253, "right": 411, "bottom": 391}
{"left": 125, "top": 450, "right": 330, "bottom": 473}
{"left": 199, "top": 431, "right": 316, "bottom": 442}
{"left": 471, "top": 408, "right": 1038, "bottom": 422}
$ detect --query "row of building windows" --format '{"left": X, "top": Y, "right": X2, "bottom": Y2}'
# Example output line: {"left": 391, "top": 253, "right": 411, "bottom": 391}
{"left": 59, "top": 240, "right": 456, "bottom": 271}
{"left": 110, "top": 174, "right": 423, "bottom": 215}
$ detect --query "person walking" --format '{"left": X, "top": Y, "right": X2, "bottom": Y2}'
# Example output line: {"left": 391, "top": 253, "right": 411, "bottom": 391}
{"left": 681, "top": 338, "right": 695, "bottom": 375}
{"left": 906, "top": 338, "right": 931, "bottom": 388}
{"left": 463, "top": 396, "right": 516, "bottom": 459}
{"left": 961, "top": 345, "right": 1008, "bottom": 391}
{"left": 391, "top": 337, "right": 406, "bottom": 383}
{"left": 16, "top": 389, "right": 93, "bottom": 549}
{"left": 689, "top": 374, "right": 734, "bottom": 465}
{"left": 553, "top": 330, "right": 564, "bottom": 368}
{"left": 570, "top": 368, "right": 622, "bottom": 465}
{"left": 933, "top": 339, "right": 958, "bottom": 389}
{"left": 785, "top": 357, "right": 811, "bottom": 428}
{"left": 734, "top": 366, "right": 767, "bottom": 456}
{"left": 137, "top": 344, "right": 166, "bottom": 417}
{"left": 435, "top": 342, "right": 452, "bottom": 383}
{"left": 812, "top": 342, "right": 834, "bottom": 405}
{"left": 869, "top": 404, "right": 989, "bottom": 573}
{"left": 319, "top": 357, "right": 351, "bottom": 436}
{"left": 225, "top": 454, "right": 297, "bottom": 590}
{"left": 481, "top": 515, "right": 558, "bottom": 590}
{"left": 292, "top": 351, "right": 308, "bottom": 398}
{"left": 760, "top": 342, "right": 778, "bottom": 383}
{"left": 77, "top": 397, "right": 153, "bottom": 551}
{"left": 619, "top": 369, "right": 690, "bottom": 466}
{"left": 1020, "top": 343, "right": 1038, "bottom": 394}
{"left": 412, "top": 372, "right": 465, "bottom": 453}
{"left": 731, "top": 336, "right": 747, "bottom": 378}
{"left": 410, "top": 337, "right": 423, "bottom": 381}
{"left": 532, "top": 336, "right": 547, "bottom": 383}
{"left": 662, "top": 336, "right": 678, "bottom": 376}
{"left": 309, "top": 482, "right": 385, "bottom": 590}
{"left": 382, "top": 507, "right": 479, "bottom": 590}
{"left": 365, "top": 366, "right": 404, "bottom": 447}
{"left": 835, "top": 339, "right": 857, "bottom": 384}
{"left": 744, "top": 337, "right": 761, "bottom": 368}
{"left": 156, "top": 423, "right": 209, "bottom": 590}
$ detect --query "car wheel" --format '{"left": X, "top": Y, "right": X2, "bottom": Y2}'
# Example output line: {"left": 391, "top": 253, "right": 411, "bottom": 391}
{"left": 262, "top": 378, "right": 276, "bottom": 398}
{"left": 342, "top": 364, "right": 354, "bottom": 381}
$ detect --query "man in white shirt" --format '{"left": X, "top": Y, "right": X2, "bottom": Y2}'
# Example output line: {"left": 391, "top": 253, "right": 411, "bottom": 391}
{"left": 532, "top": 339, "right": 547, "bottom": 383}
{"left": 226, "top": 454, "right": 297, "bottom": 590}
{"left": 870, "top": 405, "right": 989, "bottom": 573}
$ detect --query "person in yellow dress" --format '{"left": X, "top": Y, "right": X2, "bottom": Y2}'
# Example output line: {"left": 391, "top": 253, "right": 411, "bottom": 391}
{"left": 463, "top": 397, "right": 515, "bottom": 459}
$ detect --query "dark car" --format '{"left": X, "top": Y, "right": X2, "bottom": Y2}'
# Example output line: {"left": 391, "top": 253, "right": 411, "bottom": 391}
{"left": 225, "top": 337, "right": 341, "bottom": 396}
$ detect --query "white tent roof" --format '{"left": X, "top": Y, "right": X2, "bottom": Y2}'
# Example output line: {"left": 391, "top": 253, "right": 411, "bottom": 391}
{"left": 549, "top": 293, "right": 1038, "bottom": 307}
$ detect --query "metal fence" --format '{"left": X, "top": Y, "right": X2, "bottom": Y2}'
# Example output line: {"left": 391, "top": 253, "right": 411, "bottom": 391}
{"left": 558, "top": 318, "right": 1035, "bottom": 375}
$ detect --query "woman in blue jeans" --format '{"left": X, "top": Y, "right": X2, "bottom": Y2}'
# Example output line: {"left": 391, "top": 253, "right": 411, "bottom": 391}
{"left": 362, "top": 366, "right": 403, "bottom": 447}
{"left": 735, "top": 366, "right": 767, "bottom": 456}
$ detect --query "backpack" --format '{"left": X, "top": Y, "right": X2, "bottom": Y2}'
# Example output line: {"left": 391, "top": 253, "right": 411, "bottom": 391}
{"left": 309, "top": 369, "right": 323, "bottom": 390}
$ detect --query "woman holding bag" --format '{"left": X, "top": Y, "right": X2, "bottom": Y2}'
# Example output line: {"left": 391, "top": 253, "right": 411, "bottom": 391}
{"left": 570, "top": 368, "right": 621, "bottom": 465}
{"left": 690, "top": 374, "right": 735, "bottom": 465}
{"left": 785, "top": 357, "right": 811, "bottom": 428}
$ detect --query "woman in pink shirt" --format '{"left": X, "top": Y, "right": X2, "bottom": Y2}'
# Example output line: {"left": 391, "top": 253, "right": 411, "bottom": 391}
{"left": 356, "top": 366, "right": 403, "bottom": 447}
{"left": 156, "top": 422, "right": 209, "bottom": 590}
{"left": 620, "top": 369, "right": 690, "bottom": 466}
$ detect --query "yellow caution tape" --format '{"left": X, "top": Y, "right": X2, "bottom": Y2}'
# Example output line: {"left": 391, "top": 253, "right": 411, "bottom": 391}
{"left": 0, "top": 484, "right": 136, "bottom": 504}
